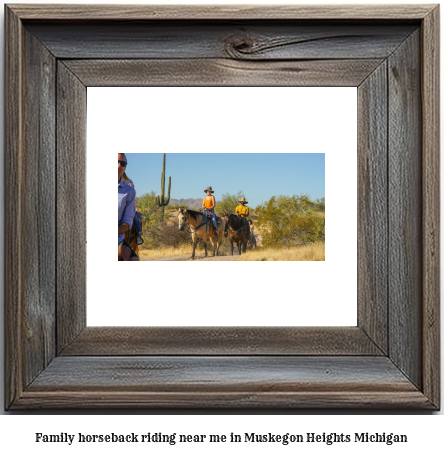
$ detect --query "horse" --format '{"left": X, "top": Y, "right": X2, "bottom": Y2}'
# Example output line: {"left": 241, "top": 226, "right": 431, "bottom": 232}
{"left": 118, "top": 214, "right": 143, "bottom": 260}
{"left": 126, "top": 225, "right": 140, "bottom": 256}
{"left": 178, "top": 208, "right": 225, "bottom": 260}
{"left": 117, "top": 226, "right": 139, "bottom": 261}
{"left": 223, "top": 214, "right": 251, "bottom": 255}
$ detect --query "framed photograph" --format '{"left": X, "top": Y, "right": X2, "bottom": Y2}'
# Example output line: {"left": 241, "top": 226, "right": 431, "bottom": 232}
{"left": 5, "top": 4, "right": 440, "bottom": 409}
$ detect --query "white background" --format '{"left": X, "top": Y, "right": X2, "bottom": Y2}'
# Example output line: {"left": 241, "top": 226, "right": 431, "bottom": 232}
{"left": 0, "top": 0, "right": 442, "bottom": 449}
{"left": 88, "top": 87, "right": 357, "bottom": 326}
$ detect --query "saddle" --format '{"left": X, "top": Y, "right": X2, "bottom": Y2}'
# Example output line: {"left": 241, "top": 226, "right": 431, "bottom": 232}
{"left": 203, "top": 211, "right": 222, "bottom": 232}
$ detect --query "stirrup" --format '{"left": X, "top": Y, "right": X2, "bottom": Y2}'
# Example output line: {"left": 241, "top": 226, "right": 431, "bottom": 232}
{"left": 136, "top": 236, "right": 144, "bottom": 245}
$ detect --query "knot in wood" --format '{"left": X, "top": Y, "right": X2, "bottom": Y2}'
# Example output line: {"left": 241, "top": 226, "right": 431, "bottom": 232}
{"left": 224, "top": 34, "right": 255, "bottom": 59}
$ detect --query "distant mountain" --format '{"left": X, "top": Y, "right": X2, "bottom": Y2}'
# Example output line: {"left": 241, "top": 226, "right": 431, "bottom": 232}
{"left": 169, "top": 198, "right": 202, "bottom": 210}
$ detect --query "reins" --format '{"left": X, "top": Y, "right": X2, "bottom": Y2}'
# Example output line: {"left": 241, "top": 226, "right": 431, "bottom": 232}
{"left": 186, "top": 212, "right": 209, "bottom": 234}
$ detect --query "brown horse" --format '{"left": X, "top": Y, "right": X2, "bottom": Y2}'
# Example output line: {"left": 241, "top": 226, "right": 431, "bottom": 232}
{"left": 223, "top": 214, "right": 250, "bottom": 255}
{"left": 118, "top": 225, "right": 139, "bottom": 261}
{"left": 118, "top": 214, "right": 143, "bottom": 260}
{"left": 126, "top": 225, "right": 140, "bottom": 257}
{"left": 178, "top": 208, "right": 224, "bottom": 260}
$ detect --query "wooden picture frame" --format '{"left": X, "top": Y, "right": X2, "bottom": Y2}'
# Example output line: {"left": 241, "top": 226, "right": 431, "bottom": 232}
{"left": 5, "top": 4, "right": 440, "bottom": 410}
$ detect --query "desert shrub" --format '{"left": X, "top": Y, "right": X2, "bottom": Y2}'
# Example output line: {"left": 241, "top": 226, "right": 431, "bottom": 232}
{"left": 168, "top": 202, "right": 189, "bottom": 211}
{"left": 256, "top": 195, "right": 325, "bottom": 248}
{"left": 157, "top": 222, "right": 192, "bottom": 248}
{"left": 313, "top": 197, "right": 325, "bottom": 212}
{"left": 136, "top": 191, "right": 172, "bottom": 249}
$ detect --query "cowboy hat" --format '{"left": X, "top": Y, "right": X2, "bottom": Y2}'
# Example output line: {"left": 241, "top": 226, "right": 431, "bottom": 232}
{"left": 204, "top": 186, "right": 215, "bottom": 193}
{"left": 238, "top": 197, "right": 248, "bottom": 204}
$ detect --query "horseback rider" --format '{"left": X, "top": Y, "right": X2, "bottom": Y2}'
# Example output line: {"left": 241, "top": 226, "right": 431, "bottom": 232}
{"left": 121, "top": 171, "right": 143, "bottom": 245}
{"left": 202, "top": 186, "right": 219, "bottom": 236}
{"left": 235, "top": 197, "right": 249, "bottom": 219}
{"left": 118, "top": 153, "right": 139, "bottom": 261}
{"left": 233, "top": 197, "right": 250, "bottom": 248}
{"left": 248, "top": 219, "right": 257, "bottom": 248}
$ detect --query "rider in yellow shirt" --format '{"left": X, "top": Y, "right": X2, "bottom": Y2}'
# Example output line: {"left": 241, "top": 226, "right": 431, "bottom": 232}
{"left": 235, "top": 197, "right": 249, "bottom": 218}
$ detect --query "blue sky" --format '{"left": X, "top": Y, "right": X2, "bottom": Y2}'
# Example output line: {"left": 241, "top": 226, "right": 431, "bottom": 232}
{"left": 124, "top": 153, "right": 324, "bottom": 208}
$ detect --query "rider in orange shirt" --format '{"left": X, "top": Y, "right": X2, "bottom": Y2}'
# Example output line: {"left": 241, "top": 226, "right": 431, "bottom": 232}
{"left": 202, "top": 186, "right": 218, "bottom": 236}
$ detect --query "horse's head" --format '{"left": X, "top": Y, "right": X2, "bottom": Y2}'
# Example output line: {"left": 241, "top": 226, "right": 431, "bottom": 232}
{"left": 178, "top": 208, "right": 188, "bottom": 231}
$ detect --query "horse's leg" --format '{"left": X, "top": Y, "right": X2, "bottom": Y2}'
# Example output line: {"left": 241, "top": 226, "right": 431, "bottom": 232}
{"left": 210, "top": 237, "right": 216, "bottom": 257}
{"left": 238, "top": 239, "right": 242, "bottom": 255}
{"left": 216, "top": 233, "right": 222, "bottom": 256}
{"left": 230, "top": 239, "right": 233, "bottom": 255}
{"left": 190, "top": 234, "right": 196, "bottom": 260}
{"left": 203, "top": 236, "right": 208, "bottom": 258}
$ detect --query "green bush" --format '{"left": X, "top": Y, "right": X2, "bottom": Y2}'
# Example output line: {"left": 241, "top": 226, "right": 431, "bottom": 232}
{"left": 168, "top": 202, "right": 189, "bottom": 211}
{"left": 135, "top": 191, "right": 165, "bottom": 249}
{"left": 256, "top": 195, "right": 325, "bottom": 247}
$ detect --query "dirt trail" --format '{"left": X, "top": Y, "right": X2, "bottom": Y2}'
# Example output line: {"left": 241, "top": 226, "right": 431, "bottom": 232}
{"left": 141, "top": 235, "right": 261, "bottom": 262}
{"left": 142, "top": 248, "right": 242, "bottom": 261}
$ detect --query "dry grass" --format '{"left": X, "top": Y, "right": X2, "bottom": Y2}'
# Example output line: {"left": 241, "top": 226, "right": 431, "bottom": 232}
{"left": 139, "top": 245, "right": 193, "bottom": 260}
{"left": 139, "top": 242, "right": 230, "bottom": 260}
{"left": 139, "top": 241, "right": 325, "bottom": 261}
{"left": 234, "top": 242, "right": 325, "bottom": 261}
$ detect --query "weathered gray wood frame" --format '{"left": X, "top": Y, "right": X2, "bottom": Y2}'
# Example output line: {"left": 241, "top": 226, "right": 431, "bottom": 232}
{"left": 4, "top": 4, "right": 440, "bottom": 409}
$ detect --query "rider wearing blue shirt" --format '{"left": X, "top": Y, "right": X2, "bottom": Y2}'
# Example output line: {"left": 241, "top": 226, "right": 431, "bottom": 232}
{"left": 118, "top": 153, "right": 139, "bottom": 261}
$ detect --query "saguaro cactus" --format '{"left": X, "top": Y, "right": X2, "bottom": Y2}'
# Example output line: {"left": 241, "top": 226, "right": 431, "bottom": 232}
{"left": 155, "top": 153, "right": 171, "bottom": 219}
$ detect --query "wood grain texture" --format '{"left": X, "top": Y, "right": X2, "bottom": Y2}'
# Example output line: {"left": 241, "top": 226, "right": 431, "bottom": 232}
{"left": 4, "top": 5, "right": 24, "bottom": 411}
{"left": 421, "top": 6, "right": 440, "bottom": 409}
{"left": 5, "top": 10, "right": 58, "bottom": 408}
{"left": 15, "top": 390, "right": 434, "bottom": 410}
{"left": 56, "top": 62, "right": 87, "bottom": 353}
{"left": 388, "top": 31, "right": 422, "bottom": 389}
{"left": 357, "top": 62, "right": 388, "bottom": 354}
{"left": 61, "top": 327, "right": 382, "bottom": 356}
{"left": 21, "top": 29, "right": 57, "bottom": 388}
{"left": 64, "top": 58, "right": 384, "bottom": 87}
{"left": 26, "top": 22, "right": 416, "bottom": 60}
{"left": 4, "top": 5, "right": 440, "bottom": 410}
{"left": 13, "top": 356, "right": 433, "bottom": 409}
{"left": 7, "top": 4, "right": 435, "bottom": 20}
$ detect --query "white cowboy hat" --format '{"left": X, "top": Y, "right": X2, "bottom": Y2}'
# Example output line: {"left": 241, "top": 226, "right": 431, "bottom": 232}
{"left": 238, "top": 197, "right": 248, "bottom": 204}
